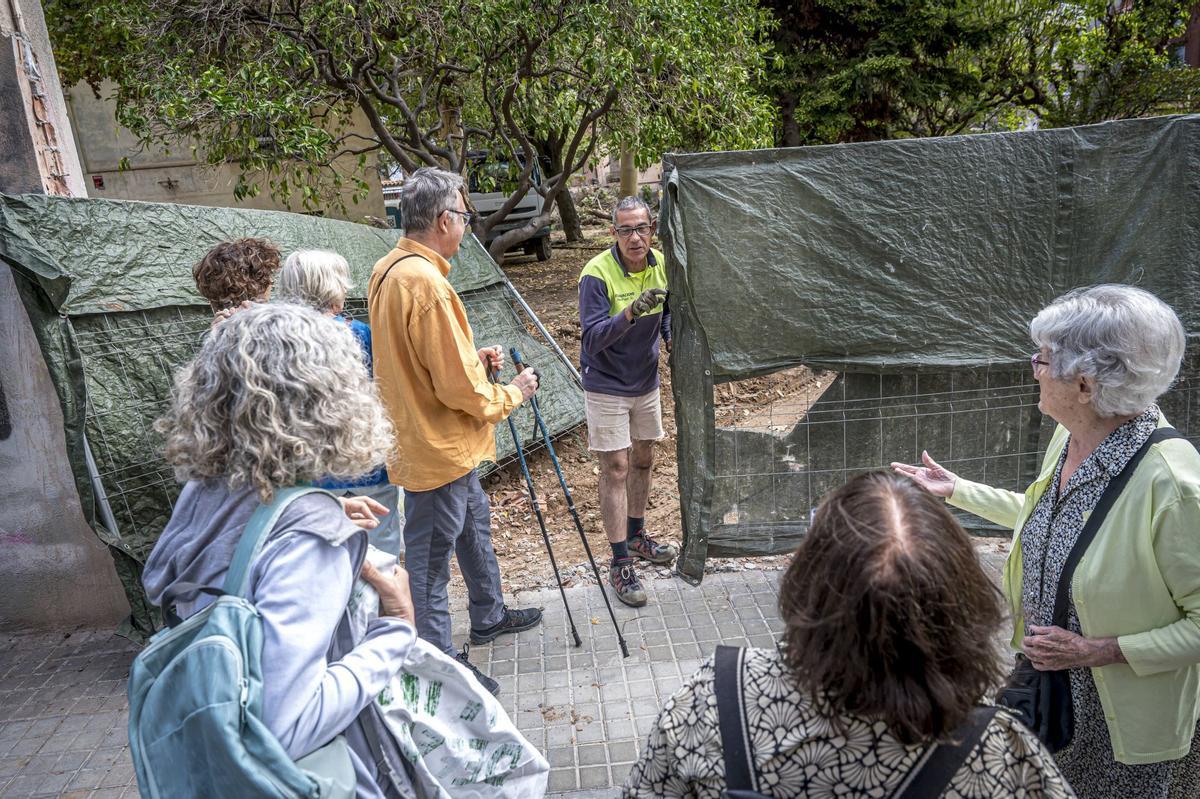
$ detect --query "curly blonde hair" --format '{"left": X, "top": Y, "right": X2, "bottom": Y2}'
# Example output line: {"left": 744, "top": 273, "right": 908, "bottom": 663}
{"left": 157, "top": 303, "right": 393, "bottom": 500}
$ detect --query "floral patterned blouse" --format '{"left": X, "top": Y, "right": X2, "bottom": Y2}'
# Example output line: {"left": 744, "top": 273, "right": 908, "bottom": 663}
{"left": 623, "top": 646, "right": 1076, "bottom": 799}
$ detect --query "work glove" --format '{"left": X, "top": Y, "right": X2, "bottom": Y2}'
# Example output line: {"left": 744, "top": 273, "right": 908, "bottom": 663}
{"left": 628, "top": 288, "right": 667, "bottom": 318}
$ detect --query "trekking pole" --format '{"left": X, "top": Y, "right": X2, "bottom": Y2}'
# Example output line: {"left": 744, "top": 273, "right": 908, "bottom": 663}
{"left": 489, "top": 366, "right": 582, "bottom": 648}
{"left": 510, "top": 348, "right": 630, "bottom": 658}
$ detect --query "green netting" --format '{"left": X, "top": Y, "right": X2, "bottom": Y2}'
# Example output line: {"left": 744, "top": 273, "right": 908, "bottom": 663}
{"left": 663, "top": 115, "right": 1200, "bottom": 582}
{"left": 1, "top": 194, "right": 583, "bottom": 633}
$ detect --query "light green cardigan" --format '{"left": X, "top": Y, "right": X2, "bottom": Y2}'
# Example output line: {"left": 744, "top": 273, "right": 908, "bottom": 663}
{"left": 949, "top": 415, "right": 1200, "bottom": 765}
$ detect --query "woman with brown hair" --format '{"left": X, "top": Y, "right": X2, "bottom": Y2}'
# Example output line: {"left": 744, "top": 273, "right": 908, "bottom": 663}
{"left": 193, "top": 237, "right": 281, "bottom": 322}
{"left": 623, "top": 471, "right": 1073, "bottom": 799}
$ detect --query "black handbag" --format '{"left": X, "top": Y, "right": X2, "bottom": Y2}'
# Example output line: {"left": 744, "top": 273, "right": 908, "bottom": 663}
{"left": 998, "top": 427, "right": 1187, "bottom": 753}
{"left": 713, "top": 645, "right": 997, "bottom": 799}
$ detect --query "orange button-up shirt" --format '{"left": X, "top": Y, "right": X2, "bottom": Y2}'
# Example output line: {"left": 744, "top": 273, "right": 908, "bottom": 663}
{"left": 368, "top": 238, "right": 522, "bottom": 491}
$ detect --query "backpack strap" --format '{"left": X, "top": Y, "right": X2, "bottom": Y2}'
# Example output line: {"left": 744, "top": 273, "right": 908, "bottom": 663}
{"left": 714, "top": 645, "right": 757, "bottom": 793}
{"left": 1051, "top": 427, "right": 1186, "bottom": 628}
{"left": 892, "top": 706, "right": 999, "bottom": 799}
{"left": 222, "top": 486, "right": 333, "bottom": 598}
{"left": 160, "top": 583, "right": 226, "bottom": 628}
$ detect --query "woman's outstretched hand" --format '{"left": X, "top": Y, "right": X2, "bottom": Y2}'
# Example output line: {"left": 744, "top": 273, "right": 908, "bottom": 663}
{"left": 890, "top": 451, "right": 958, "bottom": 498}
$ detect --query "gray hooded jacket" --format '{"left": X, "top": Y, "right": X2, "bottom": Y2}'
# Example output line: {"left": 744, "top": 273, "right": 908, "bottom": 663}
{"left": 143, "top": 479, "right": 417, "bottom": 798}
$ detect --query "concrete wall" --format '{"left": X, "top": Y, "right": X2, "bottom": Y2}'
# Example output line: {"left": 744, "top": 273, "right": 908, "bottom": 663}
{"left": 0, "top": 267, "right": 130, "bottom": 629}
{"left": 1, "top": 0, "right": 129, "bottom": 630}
{"left": 67, "top": 82, "right": 387, "bottom": 222}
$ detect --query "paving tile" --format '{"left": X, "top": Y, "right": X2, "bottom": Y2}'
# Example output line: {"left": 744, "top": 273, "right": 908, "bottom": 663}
{"left": 604, "top": 719, "right": 636, "bottom": 741}
{"left": 548, "top": 768, "right": 578, "bottom": 793}
{"left": 35, "top": 771, "right": 74, "bottom": 794}
{"left": 546, "top": 725, "right": 576, "bottom": 747}
{"left": 6, "top": 738, "right": 46, "bottom": 758}
{"left": 574, "top": 722, "right": 605, "bottom": 744}
{"left": 96, "top": 762, "right": 134, "bottom": 789}
{"left": 610, "top": 762, "right": 635, "bottom": 788}
{"left": 577, "top": 743, "right": 607, "bottom": 767}
{"left": 63, "top": 767, "right": 107, "bottom": 793}
{"left": 547, "top": 746, "right": 576, "bottom": 769}
{"left": 0, "top": 723, "right": 32, "bottom": 745}
{"left": 18, "top": 751, "right": 63, "bottom": 776}
{"left": 579, "top": 765, "right": 610, "bottom": 789}
{"left": 83, "top": 749, "right": 124, "bottom": 772}
{"left": 1, "top": 774, "right": 46, "bottom": 797}
{"left": 606, "top": 740, "right": 638, "bottom": 765}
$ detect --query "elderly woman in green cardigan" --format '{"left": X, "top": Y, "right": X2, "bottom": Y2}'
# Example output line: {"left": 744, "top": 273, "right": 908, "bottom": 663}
{"left": 894, "top": 285, "right": 1200, "bottom": 799}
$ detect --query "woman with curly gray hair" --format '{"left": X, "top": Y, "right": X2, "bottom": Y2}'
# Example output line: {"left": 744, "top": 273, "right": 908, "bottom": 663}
{"left": 143, "top": 302, "right": 418, "bottom": 798}
{"left": 896, "top": 285, "right": 1200, "bottom": 799}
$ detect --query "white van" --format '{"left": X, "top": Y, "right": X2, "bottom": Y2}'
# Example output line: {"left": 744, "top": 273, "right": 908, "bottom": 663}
{"left": 382, "top": 156, "right": 553, "bottom": 262}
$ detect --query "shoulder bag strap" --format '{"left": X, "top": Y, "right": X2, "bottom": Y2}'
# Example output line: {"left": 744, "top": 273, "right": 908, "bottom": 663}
{"left": 714, "top": 645, "right": 757, "bottom": 793}
{"left": 367, "top": 252, "right": 423, "bottom": 307}
{"left": 222, "top": 486, "right": 334, "bottom": 598}
{"left": 1051, "top": 427, "right": 1185, "bottom": 628}
{"left": 893, "top": 706, "right": 999, "bottom": 799}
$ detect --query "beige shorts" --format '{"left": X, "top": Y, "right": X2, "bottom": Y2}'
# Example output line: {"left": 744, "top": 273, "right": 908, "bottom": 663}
{"left": 584, "top": 389, "right": 665, "bottom": 451}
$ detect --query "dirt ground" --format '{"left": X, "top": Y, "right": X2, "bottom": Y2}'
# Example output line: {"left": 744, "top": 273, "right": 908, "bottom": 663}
{"left": 473, "top": 228, "right": 826, "bottom": 594}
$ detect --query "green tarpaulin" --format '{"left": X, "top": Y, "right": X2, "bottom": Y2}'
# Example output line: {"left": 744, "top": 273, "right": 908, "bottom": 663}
{"left": 663, "top": 115, "right": 1200, "bottom": 582}
{"left": 1, "top": 194, "right": 583, "bottom": 633}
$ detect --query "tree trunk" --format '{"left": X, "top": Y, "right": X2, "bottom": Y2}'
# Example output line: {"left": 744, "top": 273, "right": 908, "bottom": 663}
{"left": 777, "top": 90, "right": 802, "bottom": 147}
{"left": 619, "top": 146, "right": 638, "bottom": 198}
{"left": 537, "top": 134, "right": 583, "bottom": 242}
{"left": 555, "top": 188, "right": 583, "bottom": 242}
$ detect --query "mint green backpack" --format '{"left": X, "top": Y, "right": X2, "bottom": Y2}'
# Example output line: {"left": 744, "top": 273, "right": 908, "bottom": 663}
{"left": 127, "top": 487, "right": 356, "bottom": 799}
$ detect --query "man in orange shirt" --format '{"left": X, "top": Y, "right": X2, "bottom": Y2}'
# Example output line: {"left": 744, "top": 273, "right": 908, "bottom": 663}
{"left": 368, "top": 167, "right": 541, "bottom": 696}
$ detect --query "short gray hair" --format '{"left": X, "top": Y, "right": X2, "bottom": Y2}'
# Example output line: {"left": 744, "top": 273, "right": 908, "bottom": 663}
{"left": 1030, "top": 284, "right": 1185, "bottom": 417}
{"left": 401, "top": 167, "right": 464, "bottom": 233}
{"left": 278, "top": 250, "right": 353, "bottom": 312}
{"left": 156, "top": 303, "right": 394, "bottom": 501}
{"left": 612, "top": 195, "right": 652, "bottom": 225}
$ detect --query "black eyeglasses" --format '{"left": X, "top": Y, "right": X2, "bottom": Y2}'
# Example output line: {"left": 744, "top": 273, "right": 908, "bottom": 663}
{"left": 1031, "top": 353, "right": 1050, "bottom": 373}
{"left": 445, "top": 209, "right": 476, "bottom": 225}
{"left": 614, "top": 223, "right": 654, "bottom": 239}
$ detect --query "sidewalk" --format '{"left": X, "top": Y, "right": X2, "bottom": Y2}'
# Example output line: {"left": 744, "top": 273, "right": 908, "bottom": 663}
{"left": 0, "top": 544, "right": 1009, "bottom": 798}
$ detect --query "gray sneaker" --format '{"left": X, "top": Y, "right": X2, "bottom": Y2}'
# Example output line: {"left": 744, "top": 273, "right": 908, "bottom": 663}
{"left": 610, "top": 557, "right": 647, "bottom": 607}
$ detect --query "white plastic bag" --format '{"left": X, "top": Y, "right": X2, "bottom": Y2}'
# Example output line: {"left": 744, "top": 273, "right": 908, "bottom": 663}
{"left": 349, "top": 547, "right": 549, "bottom": 799}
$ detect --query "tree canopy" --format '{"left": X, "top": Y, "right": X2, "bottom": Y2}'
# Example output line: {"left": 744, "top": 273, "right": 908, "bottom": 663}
{"left": 764, "top": 0, "right": 1200, "bottom": 147}
{"left": 48, "top": 0, "right": 774, "bottom": 255}
{"left": 46, "top": 0, "right": 1200, "bottom": 245}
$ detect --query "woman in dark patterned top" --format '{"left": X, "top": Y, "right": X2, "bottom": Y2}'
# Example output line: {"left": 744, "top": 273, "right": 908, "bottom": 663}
{"left": 624, "top": 471, "right": 1074, "bottom": 799}
{"left": 897, "top": 285, "right": 1200, "bottom": 799}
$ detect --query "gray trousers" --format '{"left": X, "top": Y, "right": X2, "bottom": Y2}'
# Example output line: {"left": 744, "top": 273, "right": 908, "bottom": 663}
{"left": 403, "top": 469, "right": 505, "bottom": 655}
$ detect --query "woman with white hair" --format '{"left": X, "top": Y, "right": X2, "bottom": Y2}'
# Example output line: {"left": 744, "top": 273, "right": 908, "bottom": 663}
{"left": 278, "top": 248, "right": 371, "bottom": 362}
{"left": 143, "top": 303, "right": 417, "bottom": 797}
{"left": 278, "top": 249, "right": 402, "bottom": 556}
{"left": 895, "top": 285, "right": 1200, "bottom": 799}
